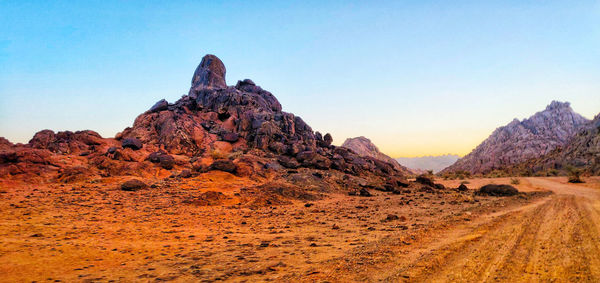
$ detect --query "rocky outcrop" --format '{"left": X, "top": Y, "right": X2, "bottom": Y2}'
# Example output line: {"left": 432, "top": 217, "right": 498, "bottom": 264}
{"left": 442, "top": 101, "right": 589, "bottom": 175}
{"left": 342, "top": 136, "right": 411, "bottom": 175}
{"left": 1, "top": 54, "right": 405, "bottom": 184}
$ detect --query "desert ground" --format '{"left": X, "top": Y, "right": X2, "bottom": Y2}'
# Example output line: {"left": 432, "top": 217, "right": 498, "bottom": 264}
{"left": 1, "top": 175, "right": 599, "bottom": 282}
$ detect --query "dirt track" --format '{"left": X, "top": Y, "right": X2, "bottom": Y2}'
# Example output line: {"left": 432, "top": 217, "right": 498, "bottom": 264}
{"left": 309, "top": 177, "right": 600, "bottom": 282}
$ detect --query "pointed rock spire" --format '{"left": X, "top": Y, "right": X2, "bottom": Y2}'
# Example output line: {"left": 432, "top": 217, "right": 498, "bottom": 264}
{"left": 190, "top": 54, "right": 227, "bottom": 91}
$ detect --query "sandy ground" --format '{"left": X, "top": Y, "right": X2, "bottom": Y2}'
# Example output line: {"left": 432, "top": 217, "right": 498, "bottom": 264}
{"left": 0, "top": 176, "right": 598, "bottom": 282}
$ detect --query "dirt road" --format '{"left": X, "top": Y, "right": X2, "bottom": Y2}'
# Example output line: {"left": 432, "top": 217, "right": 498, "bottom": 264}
{"left": 309, "top": 177, "right": 600, "bottom": 282}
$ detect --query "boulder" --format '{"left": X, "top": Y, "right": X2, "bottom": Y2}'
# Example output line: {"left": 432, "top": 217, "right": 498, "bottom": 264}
{"left": 416, "top": 175, "right": 435, "bottom": 187}
{"left": 121, "top": 138, "right": 143, "bottom": 150}
{"left": 149, "top": 99, "right": 168, "bottom": 112}
{"left": 277, "top": 156, "right": 300, "bottom": 169}
{"left": 220, "top": 131, "right": 239, "bottom": 143}
{"left": 477, "top": 184, "right": 519, "bottom": 196}
{"left": 120, "top": 179, "right": 147, "bottom": 191}
{"left": 208, "top": 160, "right": 236, "bottom": 173}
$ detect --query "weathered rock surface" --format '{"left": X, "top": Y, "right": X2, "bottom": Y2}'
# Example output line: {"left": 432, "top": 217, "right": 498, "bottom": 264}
{"left": 443, "top": 101, "right": 589, "bottom": 175}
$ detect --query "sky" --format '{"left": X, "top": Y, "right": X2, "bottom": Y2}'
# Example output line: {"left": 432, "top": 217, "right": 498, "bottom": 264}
{"left": 1, "top": 1, "right": 599, "bottom": 158}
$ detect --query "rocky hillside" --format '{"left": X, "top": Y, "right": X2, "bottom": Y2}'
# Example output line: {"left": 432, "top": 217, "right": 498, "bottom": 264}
{"left": 510, "top": 113, "right": 600, "bottom": 175}
{"left": 396, "top": 154, "right": 460, "bottom": 173}
{"left": 442, "top": 101, "right": 589, "bottom": 175}
{"left": 342, "top": 136, "right": 411, "bottom": 174}
{"left": 0, "top": 55, "right": 408, "bottom": 199}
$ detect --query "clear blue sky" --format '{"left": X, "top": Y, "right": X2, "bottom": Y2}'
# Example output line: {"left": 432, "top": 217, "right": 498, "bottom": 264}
{"left": 1, "top": 1, "right": 599, "bottom": 157}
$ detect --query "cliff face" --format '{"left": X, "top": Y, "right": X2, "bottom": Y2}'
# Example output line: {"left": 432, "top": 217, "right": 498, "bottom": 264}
{"left": 443, "top": 101, "right": 589, "bottom": 175}
{"left": 342, "top": 136, "right": 411, "bottom": 175}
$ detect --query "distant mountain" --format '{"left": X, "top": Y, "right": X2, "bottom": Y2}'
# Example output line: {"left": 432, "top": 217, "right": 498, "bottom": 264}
{"left": 442, "top": 101, "right": 589, "bottom": 175}
{"left": 341, "top": 136, "right": 412, "bottom": 175}
{"left": 510, "top": 113, "right": 600, "bottom": 175}
{"left": 396, "top": 154, "right": 460, "bottom": 173}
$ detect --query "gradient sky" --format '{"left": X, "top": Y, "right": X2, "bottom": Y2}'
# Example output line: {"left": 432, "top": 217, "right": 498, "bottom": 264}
{"left": 1, "top": 1, "right": 599, "bottom": 157}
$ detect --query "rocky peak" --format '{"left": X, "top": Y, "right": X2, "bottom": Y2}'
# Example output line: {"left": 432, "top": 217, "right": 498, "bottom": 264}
{"left": 545, "top": 100, "right": 570, "bottom": 111}
{"left": 442, "top": 101, "right": 590, "bottom": 175}
{"left": 116, "top": 54, "right": 404, "bottom": 177}
{"left": 190, "top": 54, "right": 227, "bottom": 91}
{"left": 342, "top": 136, "right": 409, "bottom": 173}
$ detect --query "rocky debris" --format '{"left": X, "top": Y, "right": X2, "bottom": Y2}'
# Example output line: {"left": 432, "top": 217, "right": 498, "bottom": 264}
{"left": 477, "top": 184, "right": 519, "bottom": 196}
{"left": 149, "top": 99, "right": 169, "bottom": 113}
{"left": 208, "top": 160, "right": 236, "bottom": 173}
{"left": 121, "top": 138, "right": 143, "bottom": 150}
{"left": 120, "top": 179, "right": 147, "bottom": 191}
{"left": 342, "top": 136, "right": 411, "bottom": 175}
{"left": 443, "top": 101, "right": 589, "bottom": 175}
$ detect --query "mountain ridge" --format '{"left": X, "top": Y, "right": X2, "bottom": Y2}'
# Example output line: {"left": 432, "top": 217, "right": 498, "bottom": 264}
{"left": 442, "top": 101, "right": 589, "bottom": 175}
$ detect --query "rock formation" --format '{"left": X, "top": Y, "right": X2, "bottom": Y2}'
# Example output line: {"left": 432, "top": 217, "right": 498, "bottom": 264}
{"left": 342, "top": 136, "right": 411, "bottom": 175}
{"left": 0, "top": 54, "right": 406, "bottom": 189}
{"left": 510, "top": 113, "right": 600, "bottom": 175}
{"left": 442, "top": 101, "right": 589, "bottom": 175}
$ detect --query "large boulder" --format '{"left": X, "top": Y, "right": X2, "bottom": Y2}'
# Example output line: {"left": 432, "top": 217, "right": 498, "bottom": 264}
{"left": 477, "top": 184, "right": 519, "bottom": 196}
{"left": 121, "top": 138, "right": 143, "bottom": 150}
